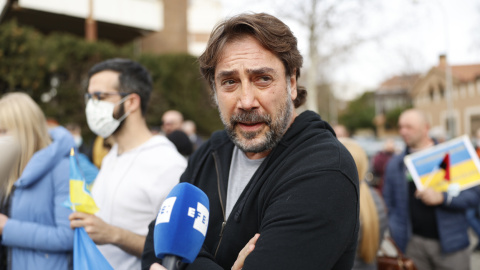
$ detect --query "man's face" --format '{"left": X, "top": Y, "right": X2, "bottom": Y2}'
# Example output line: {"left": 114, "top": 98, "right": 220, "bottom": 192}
{"left": 162, "top": 113, "right": 182, "bottom": 135}
{"left": 398, "top": 111, "right": 426, "bottom": 149}
{"left": 87, "top": 70, "right": 127, "bottom": 132}
{"left": 214, "top": 36, "right": 297, "bottom": 156}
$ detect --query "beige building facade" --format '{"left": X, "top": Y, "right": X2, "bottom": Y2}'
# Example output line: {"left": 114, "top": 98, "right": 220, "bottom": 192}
{"left": 412, "top": 55, "right": 480, "bottom": 138}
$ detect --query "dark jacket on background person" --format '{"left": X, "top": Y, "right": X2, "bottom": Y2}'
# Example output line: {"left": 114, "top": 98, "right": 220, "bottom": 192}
{"left": 383, "top": 148, "right": 480, "bottom": 254}
{"left": 142, "top": 111, "right": 360, "bottom": 270}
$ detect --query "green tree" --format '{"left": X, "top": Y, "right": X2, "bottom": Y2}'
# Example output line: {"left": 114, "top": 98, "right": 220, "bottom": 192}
{"left": 0, "top": 20, "right": 222, "bottom": 140}
{"left": 385, "top": 105, "right": 411, "bottom": 130}
{"left": 338, "top": 91, "right": 376, "bottom": 134}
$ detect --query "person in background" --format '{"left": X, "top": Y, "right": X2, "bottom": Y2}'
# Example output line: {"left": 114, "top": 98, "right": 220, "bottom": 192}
{"left": 65, "top": 123, "right": 99, "bottom": 185}
{"left": 69, "top": 58, "right": 187, "bottom": 270}
{"left": 161, "top": 110, "right": 184, "bottom": 135}
{"left": 65, "top": 123, "right": 91, "bottom": 159}
{"left": 182, "top": 120, "right": 204, "bottom": 151}
{"left": 91, "top": 135, "right": 113, "bottom": 168}
{"left": 143, "top": 12, "right": 359, "bottom": 270}
{"left": 383, "top": 108, "right": 480, "bottom": 270}
{"left": 372, "top": 138, "right": 396, "bottom": 192}
{"left": 0, "top": 92, "right": 75, "bottom": 270}
{"left": 339, "top": 138, "right": 388, "bottom": 270}
{"left": 161, "top": 110, "right": 193, "bottom": 155}
{"left": 333, "top": 124, "right": 350, "bottom": 138}
{"left": 475, "top": 128, "right": 480, "bottom": 157}
{"left": 466, "top": 127, "right": 480, "bottom": 251}
{"left": 166, "top": 130, "right": 193, "bottom": 158}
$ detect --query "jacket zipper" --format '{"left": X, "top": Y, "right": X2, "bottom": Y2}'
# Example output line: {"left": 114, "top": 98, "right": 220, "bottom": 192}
{"left": 212, "top": 153, "right": 227, "bottom": 258}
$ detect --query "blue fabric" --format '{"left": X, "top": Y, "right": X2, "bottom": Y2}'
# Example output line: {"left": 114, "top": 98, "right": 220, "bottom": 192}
{"left": 383, "top": 148, "right": 480, "bottom": 254}
{"left": 75, "top": 152, "right": 98, "bottom": 186}
{"left": 466, "top": 207, "right": 480, "bottom": 236}
{"left": 2, "top": 127, "right": 75, "bottom": 270}
{"left": 74, "top": 228, "right": 113, "bottom": 270}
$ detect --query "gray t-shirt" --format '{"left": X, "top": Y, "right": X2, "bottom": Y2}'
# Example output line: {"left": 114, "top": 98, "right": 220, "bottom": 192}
{"left": 225, "top": 146, "right": 265, "bottom": 218}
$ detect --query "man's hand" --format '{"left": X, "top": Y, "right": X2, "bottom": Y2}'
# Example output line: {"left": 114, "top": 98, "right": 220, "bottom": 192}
{"left": 69, "top": 212, "right": 117, "bottom": 245}
{"left": 231, "top": 234, "right": 260, "bottom": 270}
{"left": 415, "top": 188, "right": 444, "bottom": 206}
{"left": 0, "top": 213, "right": 8, "bottom": 235}
{"left": 150, "top": 263, "right": 167, "bottom": 270}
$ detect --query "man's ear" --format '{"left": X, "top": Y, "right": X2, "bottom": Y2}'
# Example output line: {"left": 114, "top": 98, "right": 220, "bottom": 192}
{"left": 125, "top": 93, "right": 141, "bottom": 114}
{"left": 289, "top": 70, "right": 297, "bottom": 101}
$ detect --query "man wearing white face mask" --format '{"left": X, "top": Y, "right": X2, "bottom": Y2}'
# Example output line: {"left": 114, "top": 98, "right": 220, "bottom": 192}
{"left": 69, "top": 58, "right": 187, "bottom": 270}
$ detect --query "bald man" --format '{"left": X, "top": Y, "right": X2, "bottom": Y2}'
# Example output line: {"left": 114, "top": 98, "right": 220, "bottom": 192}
{"left": 383, "top": 109, "right": 480, "bottom": 270}
{"left": 161, "top": 110, "right": 184, "bottom": 135}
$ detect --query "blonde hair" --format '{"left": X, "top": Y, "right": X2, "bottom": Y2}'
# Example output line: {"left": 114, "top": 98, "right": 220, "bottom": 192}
{"left": 338, "top": 138, "right": 379, "bottom": 263}
{"left": 0, "top": 93, "right": 51, "bottom": 199}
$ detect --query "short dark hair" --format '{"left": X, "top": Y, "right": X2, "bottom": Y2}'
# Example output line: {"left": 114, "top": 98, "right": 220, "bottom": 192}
{"left": 198, "top": 13, "right": 307, "bottom": 108}
{"left": 88, "top": 58, "right": 153, "bottom": 115}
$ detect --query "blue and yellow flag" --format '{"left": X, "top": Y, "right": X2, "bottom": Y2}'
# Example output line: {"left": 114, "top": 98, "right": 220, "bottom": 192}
{"left": 68, "top": 148, "right": 99, "bottom": 214}
{"left": 404, "top": 135, "right": 480, "bottom": 192}
{"left": 67, "top": 148, "right": 113, "bottom": 270}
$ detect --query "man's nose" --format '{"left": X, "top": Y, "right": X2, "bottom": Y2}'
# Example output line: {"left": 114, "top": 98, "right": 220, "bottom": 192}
{"left": 237, "top": 83, "right": 259, "bottom": 111}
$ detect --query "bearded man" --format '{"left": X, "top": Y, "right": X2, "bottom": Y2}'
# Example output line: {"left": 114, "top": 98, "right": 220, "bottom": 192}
{"left": 142, "top": 13, "right": 359, "bottom": 270}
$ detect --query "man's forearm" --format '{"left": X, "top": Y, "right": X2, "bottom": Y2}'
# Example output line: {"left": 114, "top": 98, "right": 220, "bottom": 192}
{"left": 110, "top": 226, "right": 146, "bottom": 257}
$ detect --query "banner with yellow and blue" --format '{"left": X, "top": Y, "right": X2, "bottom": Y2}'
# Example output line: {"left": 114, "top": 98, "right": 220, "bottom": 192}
{"left": 404, "top": 135, "right": 480, "bottom": 192}
{"left": 66, "top": 148, "right": 113, "bottom": 270}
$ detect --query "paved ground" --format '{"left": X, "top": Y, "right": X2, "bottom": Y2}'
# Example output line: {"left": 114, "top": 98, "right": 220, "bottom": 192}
{"left": 469, "top": 229, "right": 480, "bottom": 269}
{"left": 472, "top": 250, "right": 480, "bottom": 269}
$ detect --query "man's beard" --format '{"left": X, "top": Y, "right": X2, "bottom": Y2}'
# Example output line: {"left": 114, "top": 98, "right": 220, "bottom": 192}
{"left": 219, "top": 92, "right": 293, "bottom": 153}
{"left": 112, "top": 102, "right": 127, "bottom": 136}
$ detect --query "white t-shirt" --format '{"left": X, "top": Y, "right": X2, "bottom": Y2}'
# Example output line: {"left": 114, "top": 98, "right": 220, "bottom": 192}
{"left": 92, "top": 135, "right": 187, "bottom": 270}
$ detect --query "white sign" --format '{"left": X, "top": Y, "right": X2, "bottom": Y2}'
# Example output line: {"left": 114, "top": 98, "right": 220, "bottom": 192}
{"left": 193, "top": 202, "right": 209, "bottom": 236}
{"left": 156, "top": 197, "right": 176, "bottom": 225}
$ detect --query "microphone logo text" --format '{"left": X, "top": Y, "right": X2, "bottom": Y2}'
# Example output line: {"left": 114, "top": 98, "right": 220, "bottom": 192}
{"left": 188, "top": 202, "right": 209, "bottom": 236}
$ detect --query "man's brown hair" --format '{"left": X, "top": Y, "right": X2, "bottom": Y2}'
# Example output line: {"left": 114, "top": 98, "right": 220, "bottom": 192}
{"left": 198, "top": 12, "right": 307, "bottom": 108}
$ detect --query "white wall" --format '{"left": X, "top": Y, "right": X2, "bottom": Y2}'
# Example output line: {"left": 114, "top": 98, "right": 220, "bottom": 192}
{"left": 187, "top": 0, "right": 222, "bottom": 56}
{"left": 0, "top": 0, "right": 7, "bottom": 15}
{"left": 18, "top": 0, "right": 164, "bottom": 31}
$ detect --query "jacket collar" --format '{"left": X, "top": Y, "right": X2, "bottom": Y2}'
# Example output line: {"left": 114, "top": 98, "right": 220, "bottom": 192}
{"left": 15, "top": 127, "right": 75, "bottom": 188}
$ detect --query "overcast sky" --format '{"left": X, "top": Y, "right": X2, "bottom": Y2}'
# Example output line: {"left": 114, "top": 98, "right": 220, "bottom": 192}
{"left": 221, "top": 0, "right": 480, "bottom": 100}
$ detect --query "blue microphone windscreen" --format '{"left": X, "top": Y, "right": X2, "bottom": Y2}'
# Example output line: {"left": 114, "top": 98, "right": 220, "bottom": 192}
{"left": 154, "top": 182, "right": 210, "bottom": 263}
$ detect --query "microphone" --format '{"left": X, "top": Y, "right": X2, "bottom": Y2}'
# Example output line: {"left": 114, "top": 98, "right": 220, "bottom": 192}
{"left": 154, "top": 183, "right": 210, "bottom": 270}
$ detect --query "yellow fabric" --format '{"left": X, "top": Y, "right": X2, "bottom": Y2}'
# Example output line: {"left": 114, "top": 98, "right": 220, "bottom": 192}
{"left": 70, "top": 179, "right": 99, "bottom": 214}
{"left": 92, "top": 136, "right": 109, "bottom": 168}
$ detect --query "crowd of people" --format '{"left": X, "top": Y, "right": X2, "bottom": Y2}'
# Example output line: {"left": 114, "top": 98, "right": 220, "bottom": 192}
{"left": 1, "top": 12, "right": 480, "bottom": 270}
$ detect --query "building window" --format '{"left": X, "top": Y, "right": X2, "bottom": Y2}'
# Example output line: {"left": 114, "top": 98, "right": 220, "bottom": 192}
{"left": 438, "top": 84, "right": 445, "bottom": 98}
{"left": 476, "top": 79, "right": 480, "bottom": 95}
{"left": 471, "top": 114, "right": 480, "bottom": 137}
{"left": 429, "top": 86, "right": 435, "bottom": 101}
{"left": 460, "top": 84, "right": 467, "bottom": 98}
{"left": 469, "top": 83, "right": 476, "bottom": 97}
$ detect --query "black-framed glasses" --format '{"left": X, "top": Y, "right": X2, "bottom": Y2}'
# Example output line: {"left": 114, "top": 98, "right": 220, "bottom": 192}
{"left": 84, "top": 92, "right": 129, "bottom": 104}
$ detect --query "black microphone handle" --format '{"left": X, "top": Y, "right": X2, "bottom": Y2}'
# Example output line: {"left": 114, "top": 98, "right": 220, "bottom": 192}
{"left": 162, "top": 255, "right": 182, "bottom": 270}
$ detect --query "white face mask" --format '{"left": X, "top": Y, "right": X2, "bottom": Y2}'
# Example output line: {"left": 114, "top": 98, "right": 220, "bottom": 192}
{"left": 0, "top": 135, "right": 21, "bottom": 180}
{"left": 85, "top": 96, "right": 130, "bottom": 138}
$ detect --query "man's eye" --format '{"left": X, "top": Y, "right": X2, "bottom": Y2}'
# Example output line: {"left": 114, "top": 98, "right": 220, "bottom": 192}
{"left": 222, "top": 79, "right": 236, "bottom": 86}
{"left": 95, "top": 93, "right": 107, "bottom": 100}
{"left": 255, "top": 76, "right": 272, "bottom": 86}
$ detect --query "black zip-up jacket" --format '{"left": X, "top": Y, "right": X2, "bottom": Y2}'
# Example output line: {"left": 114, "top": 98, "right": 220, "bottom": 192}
{"left": 142, "top": 111, "right": 359, "bottom": 269}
